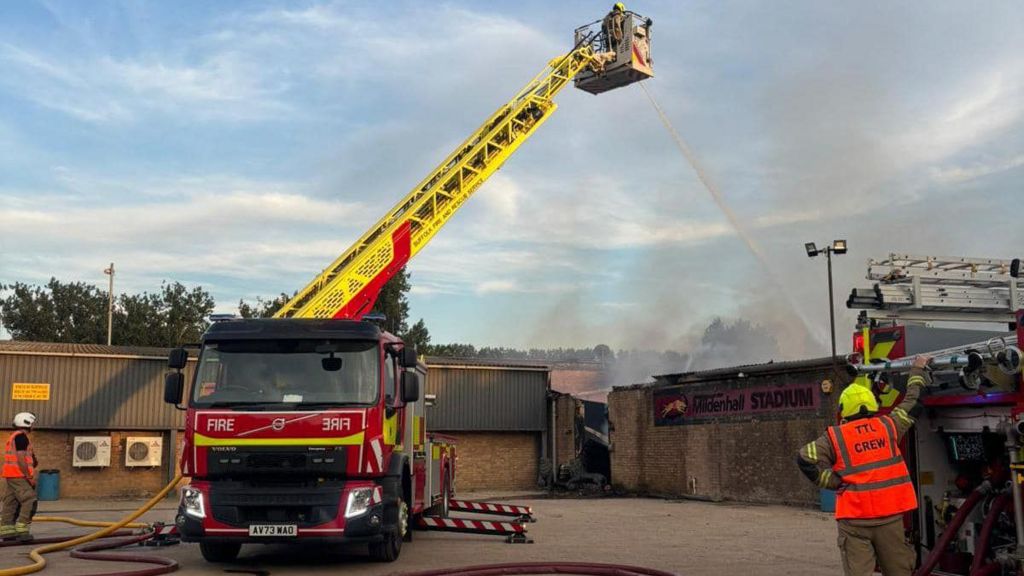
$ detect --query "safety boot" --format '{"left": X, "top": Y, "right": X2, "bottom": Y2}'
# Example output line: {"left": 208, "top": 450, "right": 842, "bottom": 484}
{"left": 0, "top": 525, "right": 15, "bottom": 540}
{"left": 14, "top": 523, "right": 32, "bottom": 542}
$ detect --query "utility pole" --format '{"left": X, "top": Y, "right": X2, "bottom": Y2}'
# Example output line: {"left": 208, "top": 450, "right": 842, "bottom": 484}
{"left": 104, "top": 263, "right": 115, "bottom": 346}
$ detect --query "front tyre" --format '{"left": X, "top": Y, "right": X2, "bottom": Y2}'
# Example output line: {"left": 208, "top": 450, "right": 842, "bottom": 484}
{"left": 369, "top": 497, "right": 407, "bottom": 562}
{"left": 199, "top": 541, "right": 241, "bottom": 563}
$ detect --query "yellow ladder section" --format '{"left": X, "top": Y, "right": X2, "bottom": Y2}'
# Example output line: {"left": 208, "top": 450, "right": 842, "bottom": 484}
{"left": 275, "top": 46, "right": 596, "bottom": 319}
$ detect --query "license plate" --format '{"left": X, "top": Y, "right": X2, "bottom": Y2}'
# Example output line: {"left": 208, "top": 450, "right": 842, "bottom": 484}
{"left": 248, "top": 524, "right": 297, "bottom": 537}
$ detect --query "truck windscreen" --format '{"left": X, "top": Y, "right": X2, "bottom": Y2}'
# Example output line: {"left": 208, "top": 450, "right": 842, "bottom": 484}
{"left": 191, "top": 339, "right": 379, "bottom": 408}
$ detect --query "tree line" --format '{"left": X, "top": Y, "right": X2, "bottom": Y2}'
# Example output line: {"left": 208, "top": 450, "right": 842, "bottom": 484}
{"left": 0, "top": 272, "right": 778, "bottom": 374}
{"left": 0, "top": 269, "right": 429, "bottom": 350}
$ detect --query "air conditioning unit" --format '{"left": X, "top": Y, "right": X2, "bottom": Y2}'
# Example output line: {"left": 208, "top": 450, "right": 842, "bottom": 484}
{"left": 72, "top": 436, "right": 112, "bottom": 467}
{"left": 125, "top": 437, "right": 163, "bottom": 467}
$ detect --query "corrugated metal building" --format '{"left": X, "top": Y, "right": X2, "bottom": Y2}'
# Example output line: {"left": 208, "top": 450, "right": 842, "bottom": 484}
{"left": 0, "top": 342, "right": 552, "bottom": 497}
{"left": 423, "top": 357, "right": 551, "bottom": 491}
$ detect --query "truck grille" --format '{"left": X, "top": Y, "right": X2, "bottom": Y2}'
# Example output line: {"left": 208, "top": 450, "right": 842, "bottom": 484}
{"left": 247, "top": 454, "right": 306, "bottom": 469}
{"left": 209, "top": 484, "right": 343, "bottom": 527}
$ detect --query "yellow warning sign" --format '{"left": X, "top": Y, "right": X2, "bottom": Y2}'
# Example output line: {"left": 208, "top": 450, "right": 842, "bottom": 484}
{"left": 12, "top": 383, "right": 50, "bottom": 401}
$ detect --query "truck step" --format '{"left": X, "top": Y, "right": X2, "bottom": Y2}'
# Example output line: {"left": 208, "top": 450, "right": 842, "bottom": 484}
{"left": 417, "top": 516, "right": 533, "bottom": 544}
{"left": 448, "top": 499, "right": 535, "bottom": 522}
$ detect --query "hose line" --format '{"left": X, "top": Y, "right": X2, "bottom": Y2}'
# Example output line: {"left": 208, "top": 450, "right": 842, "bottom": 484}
{"left": 0, "top": 473, "right": 182, "bottom": 576}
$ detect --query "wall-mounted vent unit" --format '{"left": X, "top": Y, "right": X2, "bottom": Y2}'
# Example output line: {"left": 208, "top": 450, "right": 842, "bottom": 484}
{"left": 124, "top": 437, "right": 163, "bottom": 467}
{"left": 73, "top": 436, "right": 112, "bottom": 467}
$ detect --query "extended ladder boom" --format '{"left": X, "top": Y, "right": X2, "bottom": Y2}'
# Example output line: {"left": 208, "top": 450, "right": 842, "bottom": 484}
{"left": 274, "top": 10, "right": 654, "bottom": 320}
{"left": 274, "top": 48, "right": 595, "bottom": 319}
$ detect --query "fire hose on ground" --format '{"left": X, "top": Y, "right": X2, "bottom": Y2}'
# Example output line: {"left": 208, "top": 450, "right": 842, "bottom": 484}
{"left": 0, "top": 473, "right": 183, "bottom": 576}
{"left": 399, "top": 563, "right": 678, "bottom": 576}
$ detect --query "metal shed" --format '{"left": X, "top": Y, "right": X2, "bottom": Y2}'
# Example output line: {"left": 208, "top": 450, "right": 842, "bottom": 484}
{"left": 0, "top": 341, "right": 195, "bottom": 430}
{"left": 423, "top": 357, "right": 551, "bottom": 432}
{"left": 0, "top": 343, "right": 551, "bottom": 432}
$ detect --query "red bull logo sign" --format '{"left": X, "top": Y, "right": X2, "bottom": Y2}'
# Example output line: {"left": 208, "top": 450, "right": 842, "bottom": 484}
{"left": 654, "top": 383, "right": 821, "bottom": 426}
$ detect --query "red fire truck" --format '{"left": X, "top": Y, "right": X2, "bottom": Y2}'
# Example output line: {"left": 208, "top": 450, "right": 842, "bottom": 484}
{"left": 162, "top": 8, "right": 654, "bottom": 564}
{"left": 847, "top": 254, "right": 1024, "bottom": 574}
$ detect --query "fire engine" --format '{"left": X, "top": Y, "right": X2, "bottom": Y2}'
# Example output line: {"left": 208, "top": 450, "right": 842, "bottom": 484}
{"left": 846, "top": 254, "right": 1024, "bottom": 574}
{"left": 161, "top": 9, "right": 654, "bottom": 564}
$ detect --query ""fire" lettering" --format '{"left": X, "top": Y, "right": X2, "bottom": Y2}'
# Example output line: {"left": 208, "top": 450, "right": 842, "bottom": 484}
{"left": 322, "top": 417, "right": 352, "bottom": 432}
{"left": 207, "top": 418, "right": 234, "bottom": 432}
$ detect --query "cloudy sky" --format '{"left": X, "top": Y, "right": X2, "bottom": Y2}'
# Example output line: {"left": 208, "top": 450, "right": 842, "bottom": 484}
{"left": 1, "top": 1, "right": 1022, "bottom": 362}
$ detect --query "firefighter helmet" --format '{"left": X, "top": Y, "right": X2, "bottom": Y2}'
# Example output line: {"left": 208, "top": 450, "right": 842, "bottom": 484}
{"left": 838, "top": 385, "right": 878, "bottom": 419}
{"left": 614, "top": 3, "right": 625, "bottom": 12}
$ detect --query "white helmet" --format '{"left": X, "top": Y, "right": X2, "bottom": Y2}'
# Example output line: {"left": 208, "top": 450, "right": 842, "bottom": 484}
{"left": 13, "top": 412, "right": 36, "bottom": 428}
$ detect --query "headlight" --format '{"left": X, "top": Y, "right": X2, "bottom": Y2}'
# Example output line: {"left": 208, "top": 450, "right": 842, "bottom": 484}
{"left": 345, "top": 487, "right": 375, "bottom": 518}
{"left": 182, "top": 487, "right": 206, "bottom": 519}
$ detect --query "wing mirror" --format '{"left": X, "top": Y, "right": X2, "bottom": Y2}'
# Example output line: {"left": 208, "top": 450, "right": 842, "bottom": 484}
{"left": 400, "top": 345, "right": 418, "bottom": 368}
{"left": 401, "top": 371, "right": 420, "bottom": 403}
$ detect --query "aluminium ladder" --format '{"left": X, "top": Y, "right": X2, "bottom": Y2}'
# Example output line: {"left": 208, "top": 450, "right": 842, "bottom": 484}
{"left": 847, "top": 254, "right": 1023, "bottom": 324}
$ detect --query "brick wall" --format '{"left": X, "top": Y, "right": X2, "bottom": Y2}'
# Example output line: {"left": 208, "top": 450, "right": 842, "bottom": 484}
{"left": 439, "top": 432, "right": 540, "bottom": 492}
{"left": 2, "top": 429, "right": 183, "bottom": 499}
{"left": 554, "top": 395, "right": 579, "bottom": 467}
{"left": 2, "top": 429, "right": 542, "bottom": 498}
{"left": 609, "top": 369, "right": 843, "bottom": 506}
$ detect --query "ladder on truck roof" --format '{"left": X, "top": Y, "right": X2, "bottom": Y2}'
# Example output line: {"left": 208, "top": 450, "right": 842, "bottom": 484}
{"left": 847, "top": 254, "right": 1023, "bottom": 324}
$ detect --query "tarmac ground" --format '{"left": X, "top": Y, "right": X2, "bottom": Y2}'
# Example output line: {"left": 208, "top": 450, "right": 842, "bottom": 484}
{"left": 1, "top": 494, "right": 842, "bottom": 575}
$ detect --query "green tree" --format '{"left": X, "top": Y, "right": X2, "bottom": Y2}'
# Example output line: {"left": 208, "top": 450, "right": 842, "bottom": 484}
{"left": 238, "top": 293, "right": 292, "bottom": 319}
{"left": 372, "top": 267, "right": 411, "bottom": 335}
{"left": 114, "top": 291, "right": 162, "bottom": 346}
{"left": 0, "top": 279, "right": 214, "bottom": 347}
{"left": 0, "top": 279, "right": 107, "bottom": 343}
{"left": 402, "top": 318, "right": 431, "bottom": 354}
{"left": 158, "top": 282, "right": 215, "bottom": 345}
{"left": 111, "top": 282, "right": 214, "bottom": 346}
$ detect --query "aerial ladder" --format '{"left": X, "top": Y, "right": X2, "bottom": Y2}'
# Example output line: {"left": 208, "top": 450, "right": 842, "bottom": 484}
{"left": 273, "top": 10, "right": 654, "bottom": 321}
{"left": 265, "top": 9, "right": 653, "bottom": 543}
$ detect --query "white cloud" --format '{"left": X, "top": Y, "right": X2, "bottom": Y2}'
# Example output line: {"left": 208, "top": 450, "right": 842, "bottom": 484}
{"left": 929, "top": 153, "right": 1024, "bottom": 185}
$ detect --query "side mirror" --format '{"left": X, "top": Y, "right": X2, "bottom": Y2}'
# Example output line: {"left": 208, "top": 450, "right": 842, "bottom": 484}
{"left": 164, "top": 372, "right": 185, "bottom": 405}
{"left": 400, "top": 345, "right": 418, "bottom": 369}
{"left": 168, "top": 348, "right": 188, "bottom": 370}
{"left": 400, "top": 371, "right": 420, "bottom": 403}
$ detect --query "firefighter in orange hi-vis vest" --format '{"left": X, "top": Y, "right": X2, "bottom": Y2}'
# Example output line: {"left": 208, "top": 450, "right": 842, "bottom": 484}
{"left": 1, "top": 412, "right": 39, "bottom": 542}
{"left": 796, "top": 356, "right": 929, "bottom": 576}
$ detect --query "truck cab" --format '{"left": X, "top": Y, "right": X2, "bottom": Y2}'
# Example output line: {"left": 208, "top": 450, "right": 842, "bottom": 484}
{"left": 164, "top": 318, "right": 455, "bottom": 563}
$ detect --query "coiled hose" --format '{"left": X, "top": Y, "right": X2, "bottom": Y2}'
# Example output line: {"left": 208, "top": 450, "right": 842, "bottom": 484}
{"left": 400, "top": 563, "right": 678, "bottom": 576}
{"left": 0, "top": 473, "right": 182, "bottom": 576}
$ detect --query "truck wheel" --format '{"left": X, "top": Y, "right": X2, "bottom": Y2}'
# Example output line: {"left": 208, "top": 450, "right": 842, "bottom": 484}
{"left": 440, "top": 470, "right": 451, "bottom": 518}
{"left": 400, "top": 497, "right": 413, "bottom": 542}
{"left": 199, "top": 541, "right": 241, "bottom": 563}
{"left": 369, "top": 497, "right": 406, "bottom": 562}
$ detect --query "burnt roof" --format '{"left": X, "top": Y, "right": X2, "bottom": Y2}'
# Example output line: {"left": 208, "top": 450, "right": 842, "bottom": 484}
{"left": 612, "top": 355, "right": 843, "bottom": 391}
{"left": 203, "top": 318, "right": 381, "bottom": 341}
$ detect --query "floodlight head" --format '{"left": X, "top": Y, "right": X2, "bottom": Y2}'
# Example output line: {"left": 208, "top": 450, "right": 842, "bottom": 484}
{"left": 832, "top": 239, "right": 848, "bottom": 255}
{"left": 805, "top": 242, "right": 819, "bottom": 258}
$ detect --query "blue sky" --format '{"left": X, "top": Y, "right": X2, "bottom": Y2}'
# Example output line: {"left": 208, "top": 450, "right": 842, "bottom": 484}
{"left": 1, "top": 1, "right": 1022, "bottom": 362}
